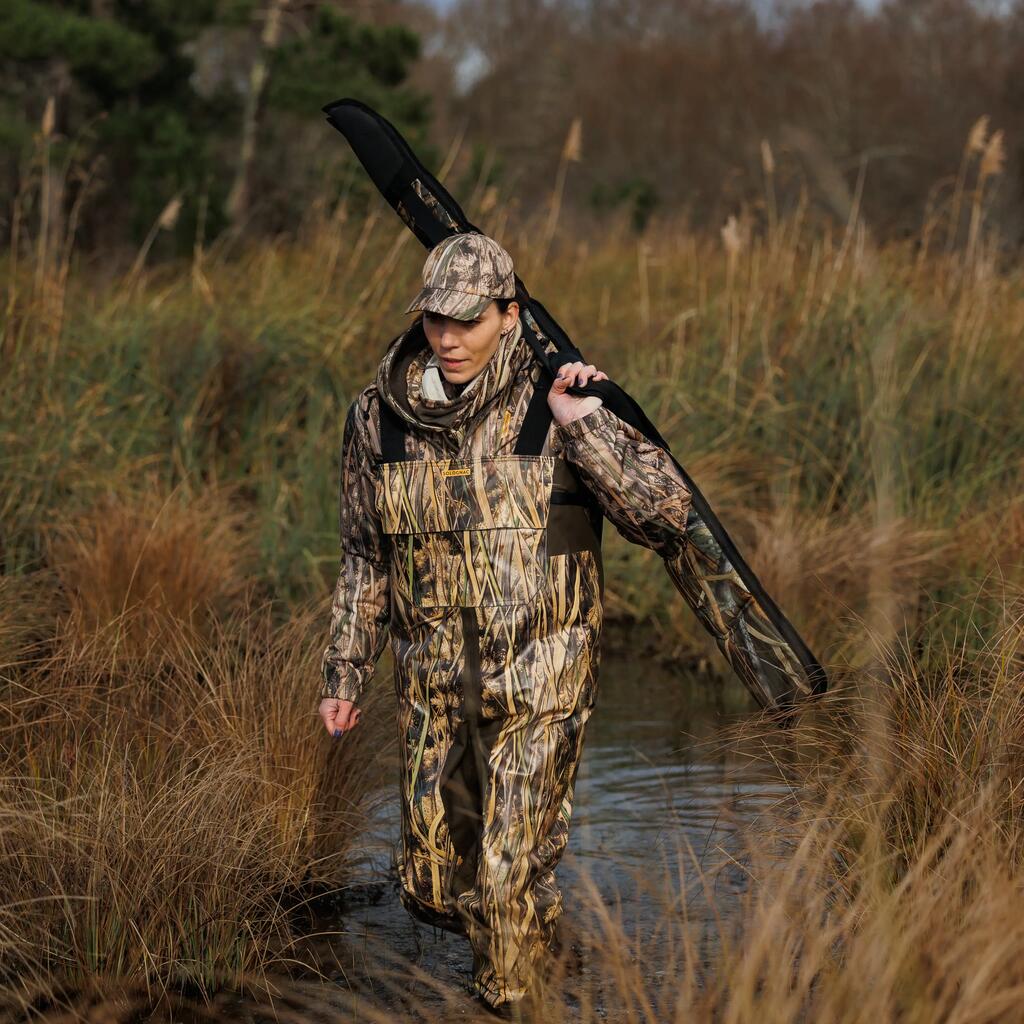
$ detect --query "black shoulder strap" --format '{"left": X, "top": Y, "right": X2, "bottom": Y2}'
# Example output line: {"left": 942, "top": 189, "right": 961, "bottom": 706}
{"left": 513, "top": 371, "right": 554, "bottom": 457}
{"left": 379, "top": 400, "right": 409, "bottom": 462}
{"left": 516, "top": 372, "right": 604, "bottom": 541}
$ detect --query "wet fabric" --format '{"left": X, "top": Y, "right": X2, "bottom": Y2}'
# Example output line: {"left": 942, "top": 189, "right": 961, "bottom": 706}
{"left": 320, "top": 317, "right": 694, "bottom": 1006}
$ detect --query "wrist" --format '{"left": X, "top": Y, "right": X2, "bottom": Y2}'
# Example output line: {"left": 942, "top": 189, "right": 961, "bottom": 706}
{"left": 554, "top": 396, "right": 603, "bottom": 427}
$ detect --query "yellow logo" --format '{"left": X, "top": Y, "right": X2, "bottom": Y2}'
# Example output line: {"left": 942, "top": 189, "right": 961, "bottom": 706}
{"left": 443, "top": 467, "right": 471, "bottom": 478}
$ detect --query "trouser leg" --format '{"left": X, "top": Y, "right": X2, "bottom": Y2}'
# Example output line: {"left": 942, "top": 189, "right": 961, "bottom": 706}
{"left": 437, "top": 615, "right": 502, "bottom": 913}
{"left": 438, "top": 710, "right": 502, "bottom": 904}
{"left": 395, "top": 619, "right": 493, "bottom": 933}
{"left": 395, "top": 686, "right": 463, "bottom": 924}
{"left": 447, "top": 701, "right": 591, "bottom": 1008}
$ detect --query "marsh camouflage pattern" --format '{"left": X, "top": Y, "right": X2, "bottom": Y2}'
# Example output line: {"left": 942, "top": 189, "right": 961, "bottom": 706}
{"left": 320, "top": 316, "right": 697, "bottom": 1006}
{"left": 396, "top": 177, "right": 461, "bottom": 236}
{"left": 404, "top": 231, "right": 517, "bottom": 321}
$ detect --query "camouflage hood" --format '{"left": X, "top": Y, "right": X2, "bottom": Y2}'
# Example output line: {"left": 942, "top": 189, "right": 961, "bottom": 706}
{"left": 375, "top": 317, "right": 532, "bottom": 435}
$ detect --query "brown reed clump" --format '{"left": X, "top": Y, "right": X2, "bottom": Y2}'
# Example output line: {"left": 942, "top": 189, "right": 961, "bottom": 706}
{"left": 0, "top": 571, "right": 61, "bottom": 672}
{"left": 41, "top": 484, "right": 257, "bottom": 678}
{"left": 0, "top": 588, "right": 395, "bottom": 1017}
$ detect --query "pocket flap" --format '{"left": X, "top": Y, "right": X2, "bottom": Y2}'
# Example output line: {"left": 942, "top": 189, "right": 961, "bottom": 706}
{"left": 377, "top": 456, "right": 554, "bottom": 535}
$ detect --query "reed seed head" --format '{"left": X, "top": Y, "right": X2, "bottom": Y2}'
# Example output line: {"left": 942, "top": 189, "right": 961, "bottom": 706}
{"left": 979, "top": 129, "right": 1005, "bottom": 182}
{"left": 967, "top": 114, "right": 989, "bottom": 155}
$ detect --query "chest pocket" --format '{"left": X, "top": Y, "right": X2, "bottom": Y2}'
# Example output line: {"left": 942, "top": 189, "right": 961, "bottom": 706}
{"left": 377, "top": 455, "right": 554, "bottom": 609}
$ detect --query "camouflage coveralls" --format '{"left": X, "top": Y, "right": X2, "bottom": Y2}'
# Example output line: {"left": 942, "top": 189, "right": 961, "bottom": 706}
{"left": 320, "top": 316, "right": 693, "bottom": 1006}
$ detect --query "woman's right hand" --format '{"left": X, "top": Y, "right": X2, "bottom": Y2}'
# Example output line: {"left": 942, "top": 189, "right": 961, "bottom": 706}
{"left": 319, "top": 697, "right": 362, "bottom": 737}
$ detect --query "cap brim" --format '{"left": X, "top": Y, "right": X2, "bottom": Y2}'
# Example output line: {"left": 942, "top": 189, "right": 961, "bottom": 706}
{"left": 404, "top": 286, "right": 493, "bottom": 321}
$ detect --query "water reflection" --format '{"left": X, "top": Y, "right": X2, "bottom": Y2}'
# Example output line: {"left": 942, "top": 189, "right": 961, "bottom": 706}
{"left": 568, "top": 650, "right": 789, "bottom": 874}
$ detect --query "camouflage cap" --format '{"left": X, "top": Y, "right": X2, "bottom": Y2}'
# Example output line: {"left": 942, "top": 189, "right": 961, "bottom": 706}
{"left": 404, "top": 232, "right": 516, "bottom": 321}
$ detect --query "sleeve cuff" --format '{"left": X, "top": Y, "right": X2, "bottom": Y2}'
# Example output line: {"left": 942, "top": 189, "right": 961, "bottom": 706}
{"left": 319, "top": 666, "right": 362, "bottom": 703}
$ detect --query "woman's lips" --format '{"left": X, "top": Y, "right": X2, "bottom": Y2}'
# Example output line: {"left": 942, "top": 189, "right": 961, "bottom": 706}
{"left": 441, "top": 357, "right": 466, "bottom": 367}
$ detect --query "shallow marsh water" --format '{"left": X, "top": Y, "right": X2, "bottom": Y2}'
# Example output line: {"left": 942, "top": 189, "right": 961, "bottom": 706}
{"left": 303, "top": 644, "right": 792, "bottom": 1019}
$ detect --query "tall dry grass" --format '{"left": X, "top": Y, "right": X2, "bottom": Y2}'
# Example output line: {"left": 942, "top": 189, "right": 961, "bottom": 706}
{"left": 43, "top": 486, "right": 255, "bottom": 675}
{"left": 0, "top": 493, "right": 396, "bottom": 1014}
{"left": 6, "top": 116, "right": 1021, "bottom": 654}
{"left": 14, "top": 611, "right": 1020, "bottom": 1023}
{"left": 1, "top": 115, "right": 1022, "bottom": 1018}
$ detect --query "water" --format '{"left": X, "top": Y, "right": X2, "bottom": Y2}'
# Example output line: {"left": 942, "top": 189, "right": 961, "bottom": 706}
{"left": 304, "top": 646, "right": 790, "bottom": 1017}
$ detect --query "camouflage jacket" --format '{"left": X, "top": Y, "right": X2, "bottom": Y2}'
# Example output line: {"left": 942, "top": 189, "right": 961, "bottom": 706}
{"left": 319, "top": 317, "right": 693, "bottom": 704}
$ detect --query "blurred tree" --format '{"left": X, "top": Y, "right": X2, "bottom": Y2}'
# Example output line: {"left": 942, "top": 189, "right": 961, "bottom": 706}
{"left": 0, "top": 0, "right": 434, "bottom": 255}
{"left": 441, "top": 0, "right": 1024, "bottom": 243}
{"left": 254, "top": 3, "right": 434, "bottom": 232}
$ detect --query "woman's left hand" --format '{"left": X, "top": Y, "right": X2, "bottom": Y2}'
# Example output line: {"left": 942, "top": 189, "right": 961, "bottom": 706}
{"left": 548, "top": 361, "right": 609, "bottom": 426}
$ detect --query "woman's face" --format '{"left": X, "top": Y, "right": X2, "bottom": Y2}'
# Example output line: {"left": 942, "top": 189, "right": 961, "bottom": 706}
{"left": 421, "top": 299, "right": 520, "bottom": 384}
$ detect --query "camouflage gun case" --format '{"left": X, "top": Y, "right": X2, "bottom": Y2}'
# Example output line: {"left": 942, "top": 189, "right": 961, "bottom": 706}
{"left": 322, "top": 97, "right": 828, "bottom": 714}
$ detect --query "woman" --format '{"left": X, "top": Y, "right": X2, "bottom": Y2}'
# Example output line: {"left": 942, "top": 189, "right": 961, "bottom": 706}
{"left": 318, "top": 231, "right": 693, "bottom": 1015}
